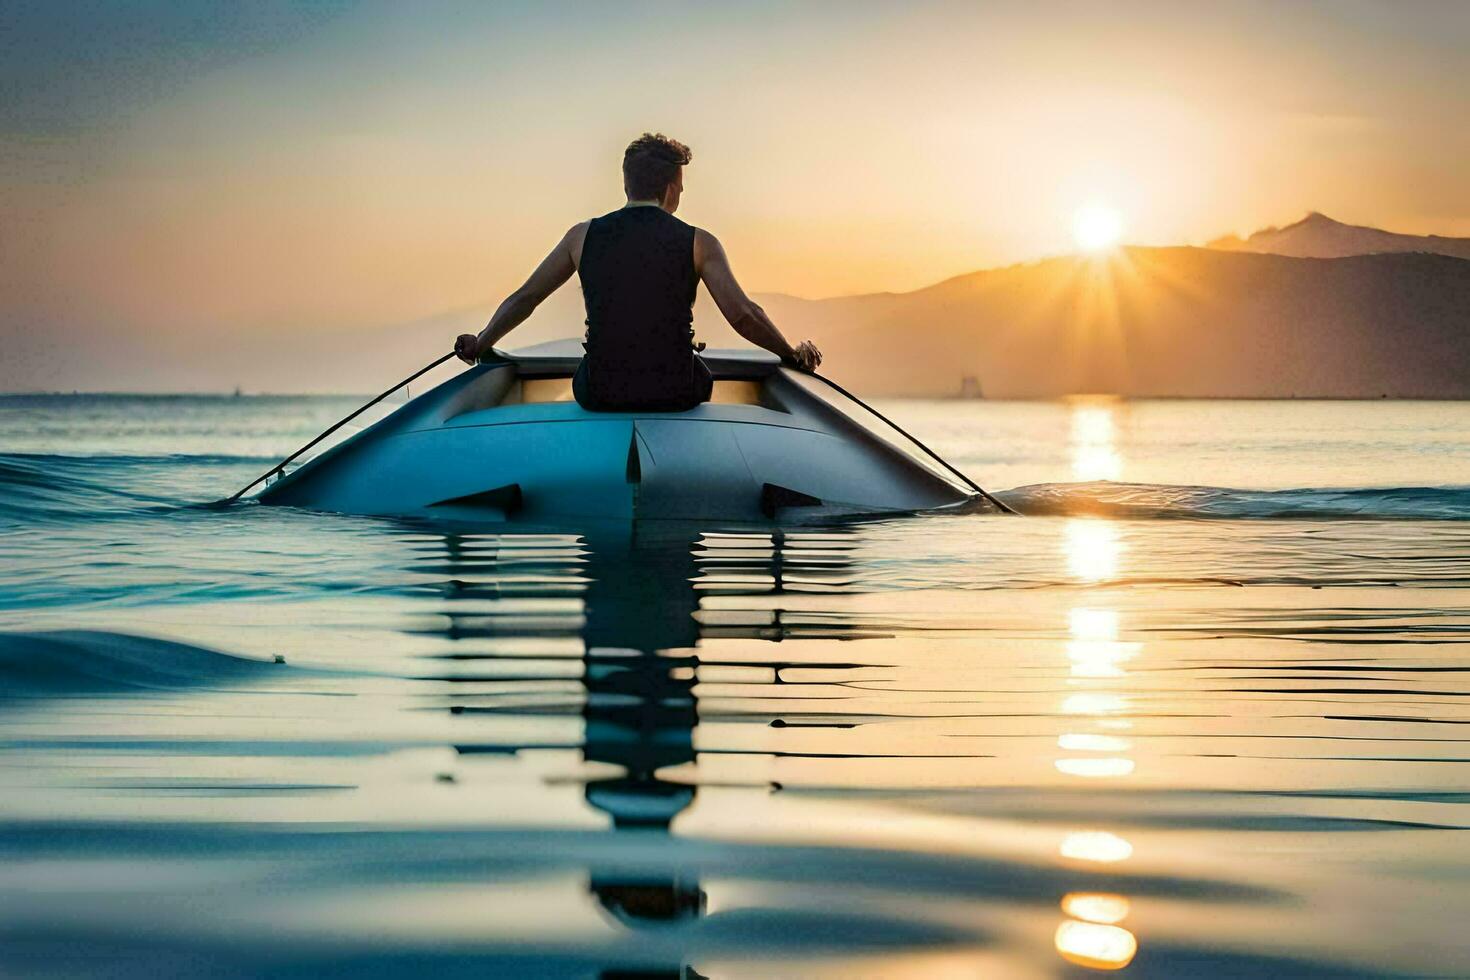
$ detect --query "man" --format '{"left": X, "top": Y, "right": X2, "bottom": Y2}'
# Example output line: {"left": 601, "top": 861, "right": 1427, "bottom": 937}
{"left": 454, "top": 133, "right": 821, "bottom": 411}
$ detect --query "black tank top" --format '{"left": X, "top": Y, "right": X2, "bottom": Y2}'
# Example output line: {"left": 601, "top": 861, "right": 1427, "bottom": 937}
{"left": 577, "top": 207, "right": 701, "bottom": 410}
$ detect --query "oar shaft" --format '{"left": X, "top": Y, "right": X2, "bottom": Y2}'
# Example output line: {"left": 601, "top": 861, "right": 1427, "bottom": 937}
{"left": 225, "top": 351, "right": 459, "bottom": 503}
{"left": 807, "top": 371, "right": 1016, "bottom": 514}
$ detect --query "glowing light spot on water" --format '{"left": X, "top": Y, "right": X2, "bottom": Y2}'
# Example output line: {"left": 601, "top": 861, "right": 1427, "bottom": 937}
{"left": 1060, "top": 892, "right": 1131, "bottom": 924}
{"left": 1069, "top": 656, "right": 1125, "bottom": 678}
{"left": 1069, "top": 607, "right": 1117, "bottom": 640}
{"left": 1055, "top": 757, "right": 1135, "bottom": 777}
{"left": 1065, "top": 519, "right": 1121, "bottom": 582}
{"left": 1055, "top": 919, "right": 1139, "bottom": 970}
{"left": 1073, "top": 445, "right": 1124, "bottom": 482}
{"left": 1060, "top": 831, "right": 1133, "bottom": 863}
{"left": 1072, "top": 402, "right": 1116, "bottom": 443}
{"left": 1070, "top": 400, "right": 1124, "bottom": 481}
{"left": 1058, "top": 733, "right": 1133, "bottom": 752}
{"left": 1067, "top": 607, "right": 1139, "bottom": 676}
{"left": 1062, "top": 692, "right": 1126, "bottom": 715}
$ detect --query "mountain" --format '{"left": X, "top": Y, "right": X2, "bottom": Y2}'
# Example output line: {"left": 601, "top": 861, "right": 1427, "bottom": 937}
{"left": 753, "top": 246, "right": 1470, "bottom": 398}
{"left": 1207, "top": 212, "right": 1470, "bottom": 261}
{"left": 19, "top": 222, "right": 1463, "bottom": 398}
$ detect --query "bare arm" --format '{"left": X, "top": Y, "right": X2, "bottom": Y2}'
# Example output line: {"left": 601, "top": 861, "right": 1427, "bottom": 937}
{"left": 694, "top": 229, "right": 821, "bottom": 370}
{"left": 456, "top": 223, "right": 586, "bottom": 363}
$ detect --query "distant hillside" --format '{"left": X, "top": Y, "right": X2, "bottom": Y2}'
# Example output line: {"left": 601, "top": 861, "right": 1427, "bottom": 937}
{"left": 124, "top": 231, "right": 1468, "bottom": 397}
{"left": 1208, "top": 211, "right": 1470, "bottom": 261}
{"left": 754, "top": 247, "right": 1470, "bottom": 398}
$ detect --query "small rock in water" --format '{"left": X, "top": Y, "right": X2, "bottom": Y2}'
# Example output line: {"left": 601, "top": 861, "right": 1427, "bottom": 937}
{"left": 273, "top": 654, "right": 287, "bottom": 664}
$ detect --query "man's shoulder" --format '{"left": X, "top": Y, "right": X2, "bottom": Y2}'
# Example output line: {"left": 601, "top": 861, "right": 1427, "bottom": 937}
{"left": 692, "top": 226, "right": 721, "bottom": 253}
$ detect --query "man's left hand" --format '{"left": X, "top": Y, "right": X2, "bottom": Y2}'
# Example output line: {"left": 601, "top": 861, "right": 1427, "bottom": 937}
{"left": 789, "top": 340, "right": 822, "bottom": 372}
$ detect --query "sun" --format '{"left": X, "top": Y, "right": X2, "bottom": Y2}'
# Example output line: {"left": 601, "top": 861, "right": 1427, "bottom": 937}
{"left": 1072, "top": 203, "right": 1125, "bottom": 252}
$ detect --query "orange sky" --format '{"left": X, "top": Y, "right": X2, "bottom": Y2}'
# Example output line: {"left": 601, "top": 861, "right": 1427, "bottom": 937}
{"left": 2, "top": 1, "right": 1467, "bottom": 391}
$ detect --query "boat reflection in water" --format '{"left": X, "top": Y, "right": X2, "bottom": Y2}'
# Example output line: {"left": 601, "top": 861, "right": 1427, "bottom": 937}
{"left": 578, "top": 531, "right": 705, "bottom": 937}
{"left": 428, "top": 523, "right": 860, "bottom": 978}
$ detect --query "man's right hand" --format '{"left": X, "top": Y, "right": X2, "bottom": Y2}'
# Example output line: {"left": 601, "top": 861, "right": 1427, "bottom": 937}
{"left": 454, "top": 333, "right": 480, "bottom": 365}
{"left": 786, "top": 340, "right": 822, "bottom": 372}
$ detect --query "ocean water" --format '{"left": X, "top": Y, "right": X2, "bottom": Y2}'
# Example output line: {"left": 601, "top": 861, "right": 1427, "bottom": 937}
{"left": 2, "top": 393, "right": 1469, "bottom": 978}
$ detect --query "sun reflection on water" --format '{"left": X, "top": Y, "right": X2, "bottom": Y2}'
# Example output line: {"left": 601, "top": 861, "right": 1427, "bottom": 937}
{"left": 1060, "top": 692, "right": 1127, "bottom": 716}
{"left": 1054, "top": 757, "right": 1136, "bottom": 778}
{"left": 1055, "top": 835, "right": 1139, "bottom": 969}
{"left": 1058, "top": 733, "right": 1133, "bottom": 752}
{"left": 1065, "top": 520, "right": 1121, "bottom": 582}
{"left": 1055, "top": 919, "right": 1139, "bottom": 970}
{"left": 1066, "top": 606, "right": 1141, "bottom": 679}
{"left": 1070, "top": 399, "right": 1124, "bottom": 482}
{"left": 1059, "top": 831, "right": 1134, "bottom": 863}
{"left": 1061, "top": 893, "right": 1131, "bottom": 925}
{"left": 1055, "top": 505, "right": 1140, "bottom": 970}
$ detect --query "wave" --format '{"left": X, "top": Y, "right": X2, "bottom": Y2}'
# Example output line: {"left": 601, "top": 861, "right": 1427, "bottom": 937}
{"left": 6, "top": 451, "right": 1470, "bottom": 525}
{"left": 0, "top": 451, "right": 274, "bottom": 467}
{"left": 0, "top": 630, "right": 286, "bottom": 696}
{"left": 0, "top": 452, "right": 269, "bottom": 524}
{"left": 997, "top": 481, "right": 1470, "bottom": 521}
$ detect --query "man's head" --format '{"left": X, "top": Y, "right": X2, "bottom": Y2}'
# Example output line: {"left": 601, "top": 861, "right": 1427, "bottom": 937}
{"left": 623, "top": 132, "right": 690, "bottom": 213}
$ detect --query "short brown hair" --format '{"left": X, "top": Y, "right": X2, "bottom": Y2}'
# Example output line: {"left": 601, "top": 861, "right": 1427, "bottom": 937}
{"left": 623, "top": 132, "right": 691, "bottom": 201}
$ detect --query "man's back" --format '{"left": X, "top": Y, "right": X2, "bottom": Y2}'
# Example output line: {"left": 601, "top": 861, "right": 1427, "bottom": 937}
{"left": 453, "top": 132, "right": 820, "bottom": 385}
{"left": 576, "top": 206, "right": 705, "bottom": 411}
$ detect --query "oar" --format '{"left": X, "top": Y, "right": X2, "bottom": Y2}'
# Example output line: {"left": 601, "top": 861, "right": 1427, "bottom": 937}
{"left": 223, "top": 351, "right": 460, "bottom": 503}
{"left": 807, "top": 371, "right": 1017, "bottom": 515}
